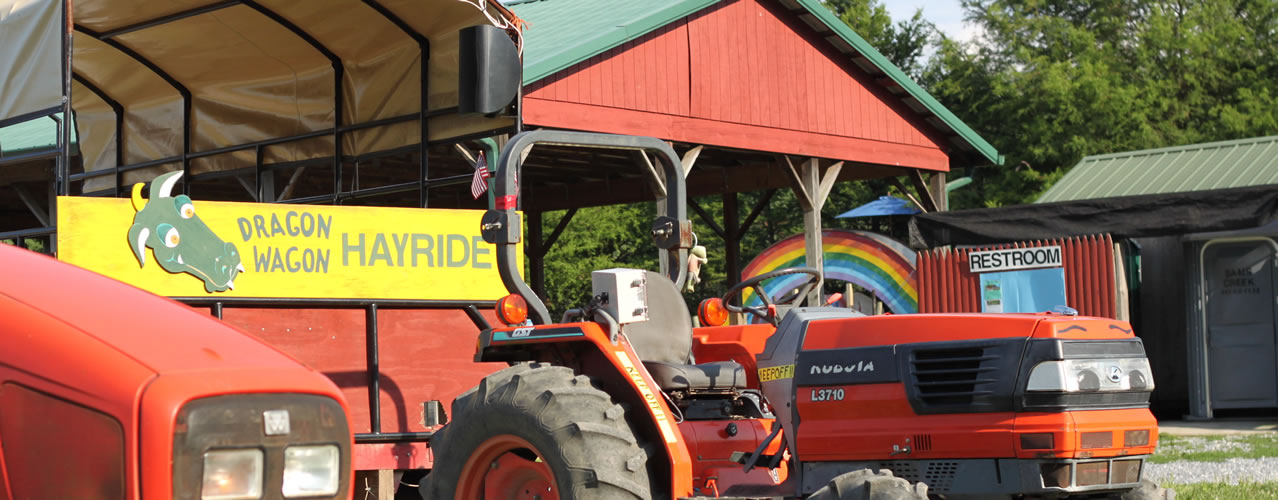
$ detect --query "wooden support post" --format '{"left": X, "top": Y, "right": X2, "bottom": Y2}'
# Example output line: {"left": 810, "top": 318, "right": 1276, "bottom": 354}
{"left": 378, "top": 469, "right": 395, "bottom": 498}
{"left": 928, "top": 171, "right": 947, "bottom": 211}
{"left": 784, "top": 156, "right": 842, "bottom": 305}
{"left": 724, "top": 192, "right": 741, "bottom": 285}
{"left": 907, "top": 169, "right": 939, "bottom": 212}
{"left": 528, "top": 210, "right": 545, "bottom": 299}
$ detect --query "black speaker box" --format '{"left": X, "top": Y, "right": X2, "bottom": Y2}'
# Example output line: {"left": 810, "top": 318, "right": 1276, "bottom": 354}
{"left": 458, "top": 25, "right": 521, "bottom": 116}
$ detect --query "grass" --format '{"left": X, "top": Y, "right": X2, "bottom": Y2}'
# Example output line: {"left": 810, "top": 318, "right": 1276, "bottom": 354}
{"left": 1162, "top": 481, "right": 1278, "bottom": 499}
{"left": 1150, "top": 433, "right": 1278, "bottom": 463}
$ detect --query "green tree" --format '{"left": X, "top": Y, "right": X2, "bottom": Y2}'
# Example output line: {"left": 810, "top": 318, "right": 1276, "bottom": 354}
{"left": 923, "top": 0, "right": 1278, "bottom": 207}
{"left": 826, "top": 0, "right": 935, "bottom": 78}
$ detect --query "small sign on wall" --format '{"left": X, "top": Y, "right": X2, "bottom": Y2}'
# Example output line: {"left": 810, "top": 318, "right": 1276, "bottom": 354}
{"left": 969, "top": 246, "right": 1063, "bottom": 273}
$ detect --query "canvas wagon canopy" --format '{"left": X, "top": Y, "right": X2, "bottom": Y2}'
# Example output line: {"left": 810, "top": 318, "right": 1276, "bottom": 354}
{"left": 0, "top": 0, "right": 522, "bottom": 196}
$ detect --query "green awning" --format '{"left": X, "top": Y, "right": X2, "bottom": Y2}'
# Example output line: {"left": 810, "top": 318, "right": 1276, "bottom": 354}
{"left": 1038, "top": 135, "right": 1278, "bottom": 203}
{"left": 0, "top": 115, "right": 78, "bottom": 159}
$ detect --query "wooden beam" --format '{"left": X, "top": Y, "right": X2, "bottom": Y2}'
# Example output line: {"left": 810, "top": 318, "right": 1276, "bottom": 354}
{"left": 688, "top": 198, "right": 726, "bottom": 239}
{"left": 907, "top": 169, "right": 939, "bottom": 212}
{"left": 636, "top": 151, "right": 666, "bottom": 199}
{"left": 537, "top": 207, "right": 578, "bottom": 257}
{"left": 528, "top": 211, "right": 545, "bottom": 298}
{"left": 234, "top": 176, "right": 258, "bottom": 201}
{"left": 887, "top": 176, "right": 927, "bottom": 212}
{"left": 522, "top": 161, "right": 903, "bottom": 213}
{"left": 680, "top": 145, "right": 703, "bottom": 178}
{"left": 815, "top": 161, "right": 844, "bottom": 211}
{"left": 13, "top": 186, "right": 49, "bottom": 226}
{"left": 783, "top": 155, "right": 814, "bottom": 211}
{"left": 739, "top": 189, "right": 776, "bottom": 235}
{"left": 724, "top": 192, "right": 741, "bottom": 284}
{"left": 452, "top": 143, "right": 477, "bottom": 164}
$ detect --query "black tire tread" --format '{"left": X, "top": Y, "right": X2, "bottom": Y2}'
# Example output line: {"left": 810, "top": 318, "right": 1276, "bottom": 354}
{"left": 420, "top": 363, "right": 651, "bottom": 500}
{"left": 807, "top": 468, "right": 929, "bottom": 500}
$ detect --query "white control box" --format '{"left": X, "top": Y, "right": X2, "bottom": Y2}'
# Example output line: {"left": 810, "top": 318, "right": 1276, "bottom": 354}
{"left": 591, "top": 269, "right": 649, "bottom": 324}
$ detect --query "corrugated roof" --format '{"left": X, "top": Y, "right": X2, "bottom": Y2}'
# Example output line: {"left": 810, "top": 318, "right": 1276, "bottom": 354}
{"left": 511, "top": 0, "right": 717, "bottom": 84}
{"left": 510, "top": 0, "right": 1002, "bottom": 167}
{"left": 0, "top": 116, "right": 77, "bottom": 158}
{"left": 1037, "top": 135, "right": 1278, "bottom": 203}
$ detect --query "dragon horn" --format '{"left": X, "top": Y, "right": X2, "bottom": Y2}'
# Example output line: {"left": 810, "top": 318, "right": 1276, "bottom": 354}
{"left": 131, "top": 183, "right": 146, "bottom": 212}
{"left": 149, "top": 171, "right": 184, "bottom": 199}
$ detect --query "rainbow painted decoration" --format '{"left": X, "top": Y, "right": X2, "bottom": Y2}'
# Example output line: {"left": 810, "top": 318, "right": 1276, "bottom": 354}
{"left": 741, "top": 229, "right": 918, "bottom": 314}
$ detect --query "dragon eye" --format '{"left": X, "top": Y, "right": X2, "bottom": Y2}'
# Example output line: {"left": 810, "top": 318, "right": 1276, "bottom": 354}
{"left": 174, "top": 195, "right": 195, "bottom": 219}
{"left": 164, "top": 227, "right": 180, "bottom": 248}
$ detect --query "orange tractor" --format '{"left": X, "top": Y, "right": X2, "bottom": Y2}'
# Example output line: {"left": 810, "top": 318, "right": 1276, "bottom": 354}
{"left": 419, "top": 131, "right": 1168, "bottom": 499}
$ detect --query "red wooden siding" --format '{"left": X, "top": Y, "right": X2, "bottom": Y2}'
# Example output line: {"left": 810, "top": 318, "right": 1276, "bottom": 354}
{"left": 218, "top": 308, "right": 506, "bottom": 436}
{"left": 523, "top": 0, "right": 952, "bottom": 171}
{"left": 917, "top": 234, "right": 1118, "bottom": 319}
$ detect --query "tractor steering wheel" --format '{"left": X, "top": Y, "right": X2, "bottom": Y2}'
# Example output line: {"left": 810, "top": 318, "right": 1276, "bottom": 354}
{"left": 722, "top": 267, "right": 822, "bottom": 326}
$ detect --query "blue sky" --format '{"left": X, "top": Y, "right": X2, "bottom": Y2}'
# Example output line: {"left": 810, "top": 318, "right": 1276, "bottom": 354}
{"left": 883, "top": 0, "right": 980, "bottom": 43}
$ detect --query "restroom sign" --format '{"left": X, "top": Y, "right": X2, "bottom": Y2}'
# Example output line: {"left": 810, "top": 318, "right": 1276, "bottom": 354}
{"left": 969, "top": 246, "right": 1062, "bottom": 273}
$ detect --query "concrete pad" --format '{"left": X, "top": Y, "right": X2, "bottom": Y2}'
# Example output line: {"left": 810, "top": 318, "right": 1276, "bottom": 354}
{"left": 1158, "top": 419, "right": 1278, "bottom": 435}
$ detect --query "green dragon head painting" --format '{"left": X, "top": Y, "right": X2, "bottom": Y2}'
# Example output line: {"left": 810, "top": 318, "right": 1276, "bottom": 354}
{"left": 127, "top": 171, "right": 244, "bottom": 293}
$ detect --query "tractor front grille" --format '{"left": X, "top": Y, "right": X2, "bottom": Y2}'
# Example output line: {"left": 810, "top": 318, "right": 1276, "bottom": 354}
{"left": 910, "top": 347, "right": 998, "bottom": 408}
{"left": 902, "top": 339, "right": 1024, "bottom": 414}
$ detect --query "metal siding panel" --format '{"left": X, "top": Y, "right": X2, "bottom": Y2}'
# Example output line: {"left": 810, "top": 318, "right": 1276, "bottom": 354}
{"left": 1092, "top": 156, "right": 1141, "bottom": 198}
{"left": 1199, "top": 145, "right": 1243, "bottom": 191}
{"left": 1103, "top": 234, "right": 1116, "bottom": 318}
{"left": 939, "top": 249, "right": 952, "bottom": 312}
{"left": 962, "top": 248, "right": 978, "bottom": 312}
{"left": 1086, "top": 235, "right": 1100, "bottom": 316}
{"left": 925, "top": 250, "right": 935, "bottom": 313}
{"left": 1064, "top": 237, "right": 1078, "bottom": 311}
{"left": 1235, "top": 141, "right": 1278, "bottom": 185}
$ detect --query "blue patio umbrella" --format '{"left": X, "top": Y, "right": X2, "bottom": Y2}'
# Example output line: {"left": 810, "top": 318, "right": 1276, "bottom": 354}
{"left": 835, "top": 196, "right": 920, "bottom": 218}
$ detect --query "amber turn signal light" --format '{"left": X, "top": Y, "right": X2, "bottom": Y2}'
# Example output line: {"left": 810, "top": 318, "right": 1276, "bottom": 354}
{"left": 1124, "top": 430, "right": 1150, "bottom": 447}
{"left": 496, "top": 294, "right": 528, "bottom": 326}
{"left": 698, "top": 298, "right": 729, "bottom": 326}
{"left": 1020, "top": 433, "right": 1054, "bottom": 450}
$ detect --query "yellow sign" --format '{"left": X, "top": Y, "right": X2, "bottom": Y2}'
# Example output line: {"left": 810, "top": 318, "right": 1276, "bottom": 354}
{"left": 758, "top": 364, "right": 795, "bottom": 382}
{"left": 57, "top": 196, "right": 520, "bottom": 301}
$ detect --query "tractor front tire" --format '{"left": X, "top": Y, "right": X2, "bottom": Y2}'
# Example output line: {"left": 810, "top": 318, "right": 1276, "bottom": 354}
{"left": 420, "top": 363, "right": 652, "bottom": 500}
{"left": 807, "top": 469, "right": 929, "bottom": 500}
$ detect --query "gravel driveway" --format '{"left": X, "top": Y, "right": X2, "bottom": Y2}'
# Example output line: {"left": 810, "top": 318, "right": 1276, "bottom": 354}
{"left": 1146, "top": 434, "right": 1278, "bottom": 485}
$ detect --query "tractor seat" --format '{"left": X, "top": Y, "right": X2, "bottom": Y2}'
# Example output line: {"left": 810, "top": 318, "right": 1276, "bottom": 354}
{"left": 642, "top": 361, "right": 746, "bottom": 391}
{"left": 622, "top": 271, "right": 747, "bottom": 392}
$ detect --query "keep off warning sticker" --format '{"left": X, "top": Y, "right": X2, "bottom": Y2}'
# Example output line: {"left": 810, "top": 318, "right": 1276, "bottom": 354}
{"left": 758, "top": 364, "right": 795, "bottom": 382}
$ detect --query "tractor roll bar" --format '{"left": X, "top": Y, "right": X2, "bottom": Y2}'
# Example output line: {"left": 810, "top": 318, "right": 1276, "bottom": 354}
{"left": 482, "top": 130, "right": 693, "bottom": 325}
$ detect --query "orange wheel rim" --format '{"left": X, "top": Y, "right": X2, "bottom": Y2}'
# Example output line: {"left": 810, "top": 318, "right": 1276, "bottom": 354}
{"left": 457, "top": 434, "right": 559, "bottom": 500}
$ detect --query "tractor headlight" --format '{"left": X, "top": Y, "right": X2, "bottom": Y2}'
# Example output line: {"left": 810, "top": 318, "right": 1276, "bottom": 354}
{"left": 1026, "top": 358, "right": 1154, "bottom": 392}
{"left": 201, "top": 449, "right": 264, "bottom": 499}
{"left": 282, "top": 445, "right": 341, "bottom": 497}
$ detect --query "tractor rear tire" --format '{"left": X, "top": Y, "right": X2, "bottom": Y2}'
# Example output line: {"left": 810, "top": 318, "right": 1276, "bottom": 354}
{"left": 807, "top": 469, "right": 929, "bottom": 500}
{"left": 1120, "top": 479, "right": 1176, "bottom": 500}
{"left": 419, "top": 363, "right": 652, "bottom": 500}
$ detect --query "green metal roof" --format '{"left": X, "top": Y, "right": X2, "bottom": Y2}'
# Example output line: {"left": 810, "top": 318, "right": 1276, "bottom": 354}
{"left": 0, "top": 116, "right": 78, "bottom": 159}
{"left": 509, "top": 0, "right": 1002, "bottom": 166}
{"left": 511, "top": 0, "right": 717, "bottom": 84}
{"left": 1037, "top": 135, "right": 1278, "bottom": 203}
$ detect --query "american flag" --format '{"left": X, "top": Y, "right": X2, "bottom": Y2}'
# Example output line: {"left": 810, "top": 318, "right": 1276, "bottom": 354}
{"left": 470, "top": 151, "right": 490, "bottom": 199}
